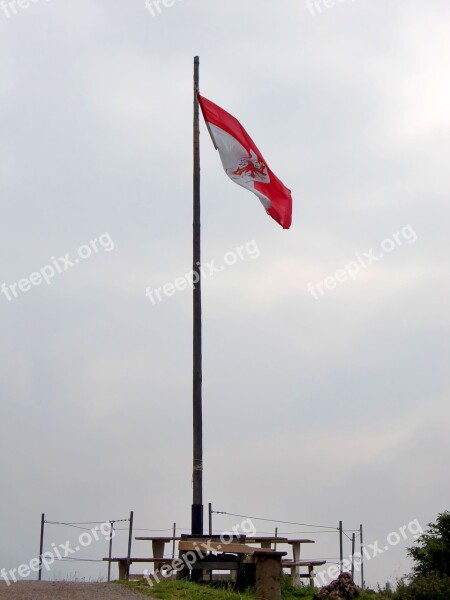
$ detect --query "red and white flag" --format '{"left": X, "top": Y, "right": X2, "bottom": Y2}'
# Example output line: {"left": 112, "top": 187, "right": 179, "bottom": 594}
{"left": 198, "top": 95, "right": 293, "bottom": 229}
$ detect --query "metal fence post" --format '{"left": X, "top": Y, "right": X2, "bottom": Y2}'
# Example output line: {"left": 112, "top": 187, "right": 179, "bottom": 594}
{"left": 351, "top": 533, "right": 355, "bottom": 579}
{"left": 126, "top": 511, "right": 134, "bottom": 579}
{"left": 172, "top": 523, "right": 176, "bottom": 559}
{"left": 208, "top": 503, "right": 212, "bottom": 536}
{"left": 107, "top": 521, "right": 114, "bottom": 582}
{"left": 360, "top": 524, "right": 364, "bottom": 589}
{"left": 38, "top": 513, "right": 45, "bottom": 581}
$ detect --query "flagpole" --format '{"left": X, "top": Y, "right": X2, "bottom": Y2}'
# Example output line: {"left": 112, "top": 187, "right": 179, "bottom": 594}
{"left": 191, "top": 55, "right": 203, "bottom": 537}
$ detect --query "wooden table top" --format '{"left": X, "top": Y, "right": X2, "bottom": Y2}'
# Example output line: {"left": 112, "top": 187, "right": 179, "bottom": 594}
{"left": 135, "top": 536, "right": 315, "bottom": 544}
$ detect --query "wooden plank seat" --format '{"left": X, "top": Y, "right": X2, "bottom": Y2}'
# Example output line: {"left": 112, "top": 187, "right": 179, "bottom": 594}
{"left": 282, "top": 560, "right": 327, "bottom": 567}
{"left": 103, "top": 557, "right": 172, "bottom": 581}
{"left": 244, "top": 539, "right": 314, "bottom": 547}
{"left": 178, "top": 540, "right": 276, "bottom": 555}
{"left": 244, "top": 537, "right": 289, "bottom": 549}
{"left": 134, "top": 535, "right": 246, "bottom": 544}
{"left": 282, "top": 559, "right": 326, "bottom": 587}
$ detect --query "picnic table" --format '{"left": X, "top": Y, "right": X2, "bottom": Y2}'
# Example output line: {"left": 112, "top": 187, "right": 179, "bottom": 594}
{"left": 282, "top": 539, "right": 321, "bottom": 587}
{"left": 104, "top": 535, "right": 186, "bottom": 580}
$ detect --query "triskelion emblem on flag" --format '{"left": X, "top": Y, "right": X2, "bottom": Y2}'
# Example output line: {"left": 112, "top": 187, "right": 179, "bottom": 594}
{"left": 227, "top": 150, "right": 271, "bottom": 185}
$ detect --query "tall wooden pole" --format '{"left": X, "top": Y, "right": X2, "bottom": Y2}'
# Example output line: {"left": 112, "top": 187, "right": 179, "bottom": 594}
{"left": 192, "top": 55, "right": 203, "bottom": 536}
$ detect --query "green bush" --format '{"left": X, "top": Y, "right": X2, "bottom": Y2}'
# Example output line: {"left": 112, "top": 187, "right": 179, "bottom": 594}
{"left": 394, "top": 575, "right": 450, "bottom": 600}
{"left": 359, "top": 590, "right": 393, "bottom": 600}
{"left": 408, "top": 512, "right": 450, "bottom": 578}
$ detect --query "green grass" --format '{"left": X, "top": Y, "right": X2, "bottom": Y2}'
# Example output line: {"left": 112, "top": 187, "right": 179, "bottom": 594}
{"left": 118, "top": 578, "right": 396, "bottom": 600}
{"left": 280, "top": 577, "right": 316, "bottom": 598}
{"left": 118, "top": 578, "right": 315, "bottom": 599}
{"left": 118, "top": 579, "right": 256, "bottom": 600}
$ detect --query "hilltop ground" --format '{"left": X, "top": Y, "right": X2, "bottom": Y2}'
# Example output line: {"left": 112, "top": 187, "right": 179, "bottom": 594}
{"left": 0, "top": 582, "right": 144, "bottom": 599}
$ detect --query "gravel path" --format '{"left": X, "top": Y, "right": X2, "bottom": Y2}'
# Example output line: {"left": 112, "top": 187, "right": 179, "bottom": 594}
{"left": 0, "top": 582, "right": 146, "bottom": 599}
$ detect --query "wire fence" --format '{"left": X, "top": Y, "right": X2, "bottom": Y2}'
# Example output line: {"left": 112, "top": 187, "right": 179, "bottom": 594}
{"left": 35, "top": 508, "right": 365, "bottom": 588}
{"left": 38, "top": 512, "right": 134, "bottom": 582}
{"left": 210, "top": 506, "right": 365, "bottom": 588}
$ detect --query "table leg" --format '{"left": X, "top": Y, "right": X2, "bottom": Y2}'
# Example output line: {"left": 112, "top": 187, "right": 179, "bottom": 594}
{"left": 290, "top": 565, "right": 300, "bottom": 587}
{"left": 291, "top": 543, "right": 301, "bottom": 587}
{"left": 308, "top": 565, "right": 314, "bottom": 588}
{"left": 118, "top": 561, "right": 127, "bottom": 581}
{"left": 152, "top": 541, "right": 166, "bottom": 575}
{"left": 255, "top": 553, "right": 283, "bottom": 600}
{"left": 176, "top": 552, "right": 189, "bottom": 580}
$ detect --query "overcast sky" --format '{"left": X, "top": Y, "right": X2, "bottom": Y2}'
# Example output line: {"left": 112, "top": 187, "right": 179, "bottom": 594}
{"left": 1, "top": 0, "right": 449, "bottom": 590}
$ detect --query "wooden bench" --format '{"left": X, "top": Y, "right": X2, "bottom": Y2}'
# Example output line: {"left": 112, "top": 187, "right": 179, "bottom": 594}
{"left": 177, "top": 540, "right": 260, "bottom": 579}
{"left": 245, "top": 537, "right": 289, "bottom": 549}
{"left": 103, "top": 557, "right": 172, "bottom": 581}
{"left": 281, "top": 560, "right": 326, "bottom": 587}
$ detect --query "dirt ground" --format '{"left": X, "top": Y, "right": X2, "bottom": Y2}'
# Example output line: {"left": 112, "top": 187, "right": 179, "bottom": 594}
{"left": 0, "top": 582, "right": 145, "bottom": 599}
